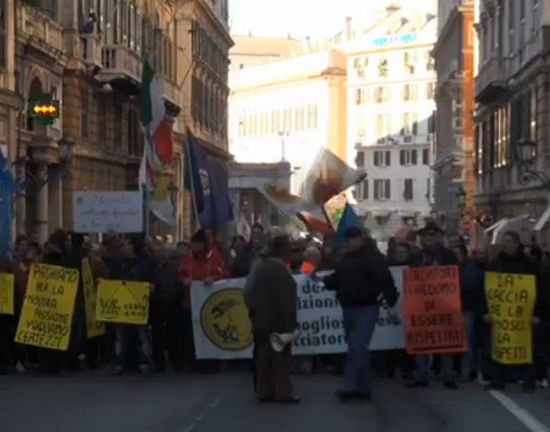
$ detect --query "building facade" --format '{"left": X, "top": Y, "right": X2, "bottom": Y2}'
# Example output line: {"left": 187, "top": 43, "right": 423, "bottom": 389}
{"left": 433, "top": 0, "right": 476, "bottom": 238}
{"left": 346, "top": 7, "right": 437, "bottom": 240}
{"left": 474, "top": 0, "right": 550, "bottom": 245}
{"left": 228, "top": 48, "right": 347, "bottom": 195}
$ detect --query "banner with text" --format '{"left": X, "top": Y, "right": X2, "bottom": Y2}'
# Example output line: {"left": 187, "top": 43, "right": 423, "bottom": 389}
{"left": 403, "top": 266, "right": 466, "bottom": 355}
{"left": 485, "top": 272, "right": 536, "bottom": 365}
{"left": 96, "top": 280, "right": 150, "bottom": 325}
{"left": 15, "top": 264, "right": 79, "bottom": 351}
{"left": 81, "top": 259, "right": 106, "bottom": 338}
{"left": 0, "top": 272, "right": 14, "bottom": 315}
{"left": 191, "top": 268, "right": 405, "bottom": 359}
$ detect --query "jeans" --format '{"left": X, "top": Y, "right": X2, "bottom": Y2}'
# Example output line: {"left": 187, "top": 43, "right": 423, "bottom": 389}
{"left": 115, "top": 325, "right": 150, "bottom": 370}
{"left": 342, "top": 305, "right": 380, "bottom": 395}
{"left": 461, "top": 310, "right": 477, "bottom": 378}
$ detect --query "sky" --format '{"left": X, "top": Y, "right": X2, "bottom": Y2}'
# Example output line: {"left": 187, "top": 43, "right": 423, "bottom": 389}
{"left": 229, "top": 0, "right": 438, "bottom": 41}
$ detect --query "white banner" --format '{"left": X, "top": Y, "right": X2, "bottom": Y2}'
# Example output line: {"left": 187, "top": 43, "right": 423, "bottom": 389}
{"left": 191, "top": 267, "right": 405, "bottom": 359}
{"left": 73, "top": 191, "right": 143, "bottom": 233}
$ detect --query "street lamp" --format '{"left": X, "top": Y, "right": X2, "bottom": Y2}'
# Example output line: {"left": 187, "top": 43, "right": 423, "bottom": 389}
{"left": 58, "top": 136, "right": 74, "bottom": 165}
{"left": 516, "top": 139, "right": 550, "bottom": 189}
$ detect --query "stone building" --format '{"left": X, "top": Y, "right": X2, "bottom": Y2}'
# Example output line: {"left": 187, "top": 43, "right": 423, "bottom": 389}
{"left": 474, "top": 0, "right": 550, "bottom": 245}
{"left": 433, "top": 0, "right": 476, "bottom": 238}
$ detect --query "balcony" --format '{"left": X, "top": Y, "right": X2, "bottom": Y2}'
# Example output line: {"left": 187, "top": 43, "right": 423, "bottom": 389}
{"left": 159, "top": 76, "right": 180, "bottom": 110}
{"left": 80, "top": 35, "right": 103, "bottom": 70}
{"left": 475, "top": 55, "right": 509, "bottom": 104}
{"left": 16, "top": 3, "right": 64, "bottom": 57}
{"left": 96, "top": 45, "right": 142, "bottom": 86}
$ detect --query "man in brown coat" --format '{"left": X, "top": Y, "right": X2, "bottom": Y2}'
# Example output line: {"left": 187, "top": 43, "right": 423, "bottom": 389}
{"left": 245, "top": 227, "right": 299, "bottom": 404}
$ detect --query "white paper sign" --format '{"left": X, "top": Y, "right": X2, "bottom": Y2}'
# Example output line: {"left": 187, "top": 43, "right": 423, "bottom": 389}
{"left": 73, "top": 191, "right": 143, "bottom": 233}
{"left": 191, "top": 267, "right": 405, "bottom": 359}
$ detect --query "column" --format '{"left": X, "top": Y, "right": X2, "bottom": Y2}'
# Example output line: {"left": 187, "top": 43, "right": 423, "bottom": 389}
{"left": 35, "top": 164, "right": 49, "bottom": 245}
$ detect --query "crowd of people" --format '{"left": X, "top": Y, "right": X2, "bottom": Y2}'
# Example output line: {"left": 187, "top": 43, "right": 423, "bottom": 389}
{"left": 0, "top": 220, "right": 549, "bottom": 405}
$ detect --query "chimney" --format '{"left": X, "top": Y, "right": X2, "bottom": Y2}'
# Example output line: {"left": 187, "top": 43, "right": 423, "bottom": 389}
{"left": 345, "top": 16, "right": 352, "bottom": 41}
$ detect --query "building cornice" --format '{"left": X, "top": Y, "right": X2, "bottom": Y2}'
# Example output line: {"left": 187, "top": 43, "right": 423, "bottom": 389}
{"left": 195, "top": 0, "right": 234, "bottom": 47}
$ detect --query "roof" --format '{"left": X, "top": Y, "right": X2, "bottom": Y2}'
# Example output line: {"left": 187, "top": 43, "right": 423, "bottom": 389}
{"left": 230, "top": 35, "right": 302, "bottom": 58}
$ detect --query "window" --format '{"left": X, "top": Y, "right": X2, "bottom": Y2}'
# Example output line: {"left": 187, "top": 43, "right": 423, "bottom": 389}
{"left": 400, "top": 149, "right": 417, "bottom": 165}
{"left": 403, "top": 84, "right": 417, "bottom": 102}
{"left": 356, "top": 179, "right": 369, "bottom": 200}
{"left": 283, "top": 109, "right": 291, "bottom": 132}
{"left": 80, "top": 88, "right": 89, "bottom": 139}
{"left": 533, "top": 0, "right": 539, "bottom": 32}
{"left": 422, "top": 148, "right": 430, "bottom": 165}
{"left": 426, "top": 51, "right": 435, "bottom": 70}
{"left": 378, "top": 56, "right": 388, "bottom": 77}
{"left": 373, "top": 150, "right": 391, "bottom": 167}
{"left": 401, "top": 113, "right": 418, "bottom": 135}
{"left": 403, "top": 179, "right": 413, "bottom": 201}
{"left": 427, "top": 82, "right": 436, "bottom": 99}
{"left": 260, "top": 113, "right": 268, "bottom": 135}
{"left": 355, "top": 88, "right": 368, "bottom": 105}
{"left": 374, "top": 179, "right": 391, "bottom": 200}
{"left": 376, "top": 114, "right": 391, "bottom": 137}
{"left": 374, "top": 87, "right": 389, "bottom": 104}
{"left": 508, "top": 0, "right": 515, "bottom": 54}
{"left": 403, "top": 52, "right": 415, "bottom": 74}
{"left": 271, "top": 110, "right": 280, "bottom": 134}
{"left": 356, "top": 151, "right": 365, "bottom": 167}
{"left": 295, "top": 108, "right": 305, "bottom": 131}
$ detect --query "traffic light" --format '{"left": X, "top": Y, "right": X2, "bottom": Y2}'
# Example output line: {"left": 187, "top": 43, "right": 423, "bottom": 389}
{"left": 29, "top": 99, "right": 61, "bottom": 126}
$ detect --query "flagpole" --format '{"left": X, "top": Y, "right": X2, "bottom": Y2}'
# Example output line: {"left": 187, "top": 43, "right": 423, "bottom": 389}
{"left": 185, "top": 131, "right": 201, "bottom": 231}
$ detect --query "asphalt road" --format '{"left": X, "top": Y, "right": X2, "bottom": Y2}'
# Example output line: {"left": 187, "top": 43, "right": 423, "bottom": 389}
{"left": 1, "top": 371, "right": 549, "bottom": 432}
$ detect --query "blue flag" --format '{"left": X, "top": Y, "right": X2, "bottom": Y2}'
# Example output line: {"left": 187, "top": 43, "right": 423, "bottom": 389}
{"left": 336, "top": 203, "right": 360, "bottom": 250}
{"left": 0, "top": 153, "right": 14, "bottom": 254}
{"left": 184, "top": 134, "right": 233, "bottom": 228}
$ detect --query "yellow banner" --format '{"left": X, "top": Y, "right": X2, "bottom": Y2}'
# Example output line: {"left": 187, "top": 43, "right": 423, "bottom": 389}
{"left": 485, "top": 272, "right": 536, "bottom": 365}
{"left": 15, "top": 264, "right": 79, "bottom": 351}
{"left": 0, "top": 272, "right": 14, "bottom": 315}
{"left": 96, "top": 280, "right": 150, "bottom": 325}
{"left": 82, "top": 259, "right": 106, "bottom": 338}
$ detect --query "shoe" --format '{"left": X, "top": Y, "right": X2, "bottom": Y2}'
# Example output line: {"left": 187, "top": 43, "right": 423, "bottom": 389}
{"left": 138, "top": 364, "right": 151, "bottom": 375}
{"left": 15, "top": 361, "right": 26, "bottom": 374}
{"left": 536, "top": 379, "right": 548, "bottom": 389}
{"left": 352, "top": 392, "right": 372, "bottom": 401}
{"left": 407, "top": 380, "right": 429, "bottom": 388}
{"left": 484, "top": 382, "right": 505, "bottom": 391}
{"left": 336, "top": 391, "right": 356, "bottom": 402}
{"left": 443, "top": 380, "right": 459, "bottom": 390}
{"left": 274, "top": 396, "right": 300, "bottom": 404}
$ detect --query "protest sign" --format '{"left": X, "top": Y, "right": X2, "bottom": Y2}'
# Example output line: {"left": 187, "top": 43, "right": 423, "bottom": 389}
{"left": 191, "top": 268, "right": 405, "bottom": 359}
{"left": 15, "top": 264, "right": 79, "bottom": 351}
{"left": 403, "top": 266, "right": 466, "bottom": 355}
{"left": 73, "top": 190, "right": 143, "bottom": 233}
{"left": 81, "top": 259, "right": 105, "bottom": 338}
{"left": 0, "top": 272, "right": 14, "bottom": 315}
{"left": 485, "top": 272, "right": 536, "bottom": 365}
{"left": 96, "top": 279, "right": 150, "bottom": 325}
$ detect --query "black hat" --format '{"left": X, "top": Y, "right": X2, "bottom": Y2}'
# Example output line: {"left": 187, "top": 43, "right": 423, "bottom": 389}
{"left": 344, "top": 226, "right": 363, "bottom": 239}
{"left": 191, "top": 229, "right": 207, "bottom": 244}
{"left": 417, "top": 221, "right": 444, "bottom": 236}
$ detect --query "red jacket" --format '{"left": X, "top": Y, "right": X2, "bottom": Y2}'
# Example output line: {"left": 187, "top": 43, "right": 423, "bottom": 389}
{"left": 179, "top": 247, "right": 229, "bottom": 309}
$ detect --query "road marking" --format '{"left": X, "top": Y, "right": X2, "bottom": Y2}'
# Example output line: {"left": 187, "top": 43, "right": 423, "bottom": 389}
{"left": 181, "top": 396, "right": 224, "bottom": 432}
{"left": 488, "top": 390, "right": 550, "bottom": 432}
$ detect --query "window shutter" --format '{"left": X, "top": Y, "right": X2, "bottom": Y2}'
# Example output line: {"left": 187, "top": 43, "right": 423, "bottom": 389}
{"left": 374, "top": 180, "right": 379, "bottom": 200}
{"left": 400, "top": 150, "right": 405, "bottom": 165}
{"left": 386, "top": 151, "right": 391, "bottom": 166}
{"left": 362, "top": 180, "right": 369, "bottom": 200}
{"left": 373, "top": 152, "right": 378, "bottom": 166}
{"left": 411, "top": 150, "right": 418, "bottom": 165}
{"left": 385, "top": 180, "right": 391, "bottom": 199}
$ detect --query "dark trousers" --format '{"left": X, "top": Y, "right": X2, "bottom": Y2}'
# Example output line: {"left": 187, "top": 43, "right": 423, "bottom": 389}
{"left": 254, "top": 333, "right": 293, "bottom": 400}
{"left": 151, "top": 301, "right": 185, "bottom": 372}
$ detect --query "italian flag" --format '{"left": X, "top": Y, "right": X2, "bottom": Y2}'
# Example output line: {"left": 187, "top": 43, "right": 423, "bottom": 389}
{"left": 139, "top": 60, "right": 173, "bottom": 190}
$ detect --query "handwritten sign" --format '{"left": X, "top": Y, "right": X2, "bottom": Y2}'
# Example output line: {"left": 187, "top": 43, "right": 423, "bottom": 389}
{"left": 15, "top": 264, "right": 79, "bottom": 351}
{"left": 403, "top": 266, "right": 466, "bottom": 355}
{"left": 96, "top": 280, "right": 150, "bottom": 325}
{"left": 73, "top": 190, "right": 143, "bottom": 233}
{"left": 0, "top": 273, "right": 14, "bottom": 315}
{"left": 485, "top": 272, "right": 536, "bottom": 365}
{"left": 82, "top": 259, "right": 105, "bottom": 338}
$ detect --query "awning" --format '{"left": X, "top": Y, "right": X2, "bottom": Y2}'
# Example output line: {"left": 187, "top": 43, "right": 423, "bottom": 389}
{"left": 535, "top": 205, "right": 550, "bottom": 231}
{"left": 485, "top": 215, "right": 530, "bottom": 245}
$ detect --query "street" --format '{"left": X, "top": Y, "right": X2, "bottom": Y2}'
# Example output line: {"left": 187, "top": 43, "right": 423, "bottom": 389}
{"left": 1, "top": 371, "right": 549, "bottom": 432}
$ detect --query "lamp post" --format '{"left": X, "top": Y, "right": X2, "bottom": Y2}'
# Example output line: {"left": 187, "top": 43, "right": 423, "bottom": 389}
{"left": 516, "top": 139, "right": 550, "bottom": 189}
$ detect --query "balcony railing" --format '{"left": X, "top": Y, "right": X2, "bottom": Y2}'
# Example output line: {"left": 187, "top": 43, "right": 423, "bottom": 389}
{"left": 81, "top": 35, "right": 103, "bottom": 69}
{"left": 98, "top": 45, "right": 142, "bottom": 83}
{"left": 16, "top": 3, "right": 63, "bottom": 54}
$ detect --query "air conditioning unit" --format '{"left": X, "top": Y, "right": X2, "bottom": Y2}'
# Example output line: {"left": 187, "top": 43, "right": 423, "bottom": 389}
{"left": 403, "top": 135, "right": 413, "bottom": 144}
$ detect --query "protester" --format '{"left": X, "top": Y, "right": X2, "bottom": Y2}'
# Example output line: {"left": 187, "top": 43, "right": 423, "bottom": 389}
{"left": 227, "top": 234, "right": 248, "bottom": 277}
{"left": 452, "top": 244, "right": 484, "bottom": 380}
{"left": 324, "top": 226, "right": 398, "bottom": 401}
{"left": 179, "top": 229, "right": 229, "bottom": 372}
{"left": 484, "top": 231, "right": 546, "bottom": 393}
{"left": 109, "top": 234, "right": 156, "bottom": 374}
{"left": 245, "top": 227, "right": 299, "bottom": 404}
{"left": 408, "top": 222, "right": 459, "bottom": 390}
{"left": 232, "top": 223, "right": 265, "bottom": 278}
{"left": 300, "top": 246, "right": 321, "bottom": 275}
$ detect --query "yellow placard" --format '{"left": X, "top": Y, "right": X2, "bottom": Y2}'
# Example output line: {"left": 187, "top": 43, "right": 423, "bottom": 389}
{"left": 485, "top": 272, "right": 536, "bottom": 365}
{"left": 0, "top": 273, "right": 15, "bottom": 315}
{"left": 15, "top": 264, "right": 79, "bottom": 351}
{"left": 96, "top": 279, "right": 150, "bottom": 325}
{"left": 82, "top": 259, "right": 106, "bottom": 338}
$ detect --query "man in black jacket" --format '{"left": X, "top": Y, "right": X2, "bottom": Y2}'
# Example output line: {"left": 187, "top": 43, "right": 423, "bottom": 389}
{"left": 324, "top": 227, "right": 397, "bottom": 401}
{"left": 484, "top": 231, "right": 545, "bottom": 393}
